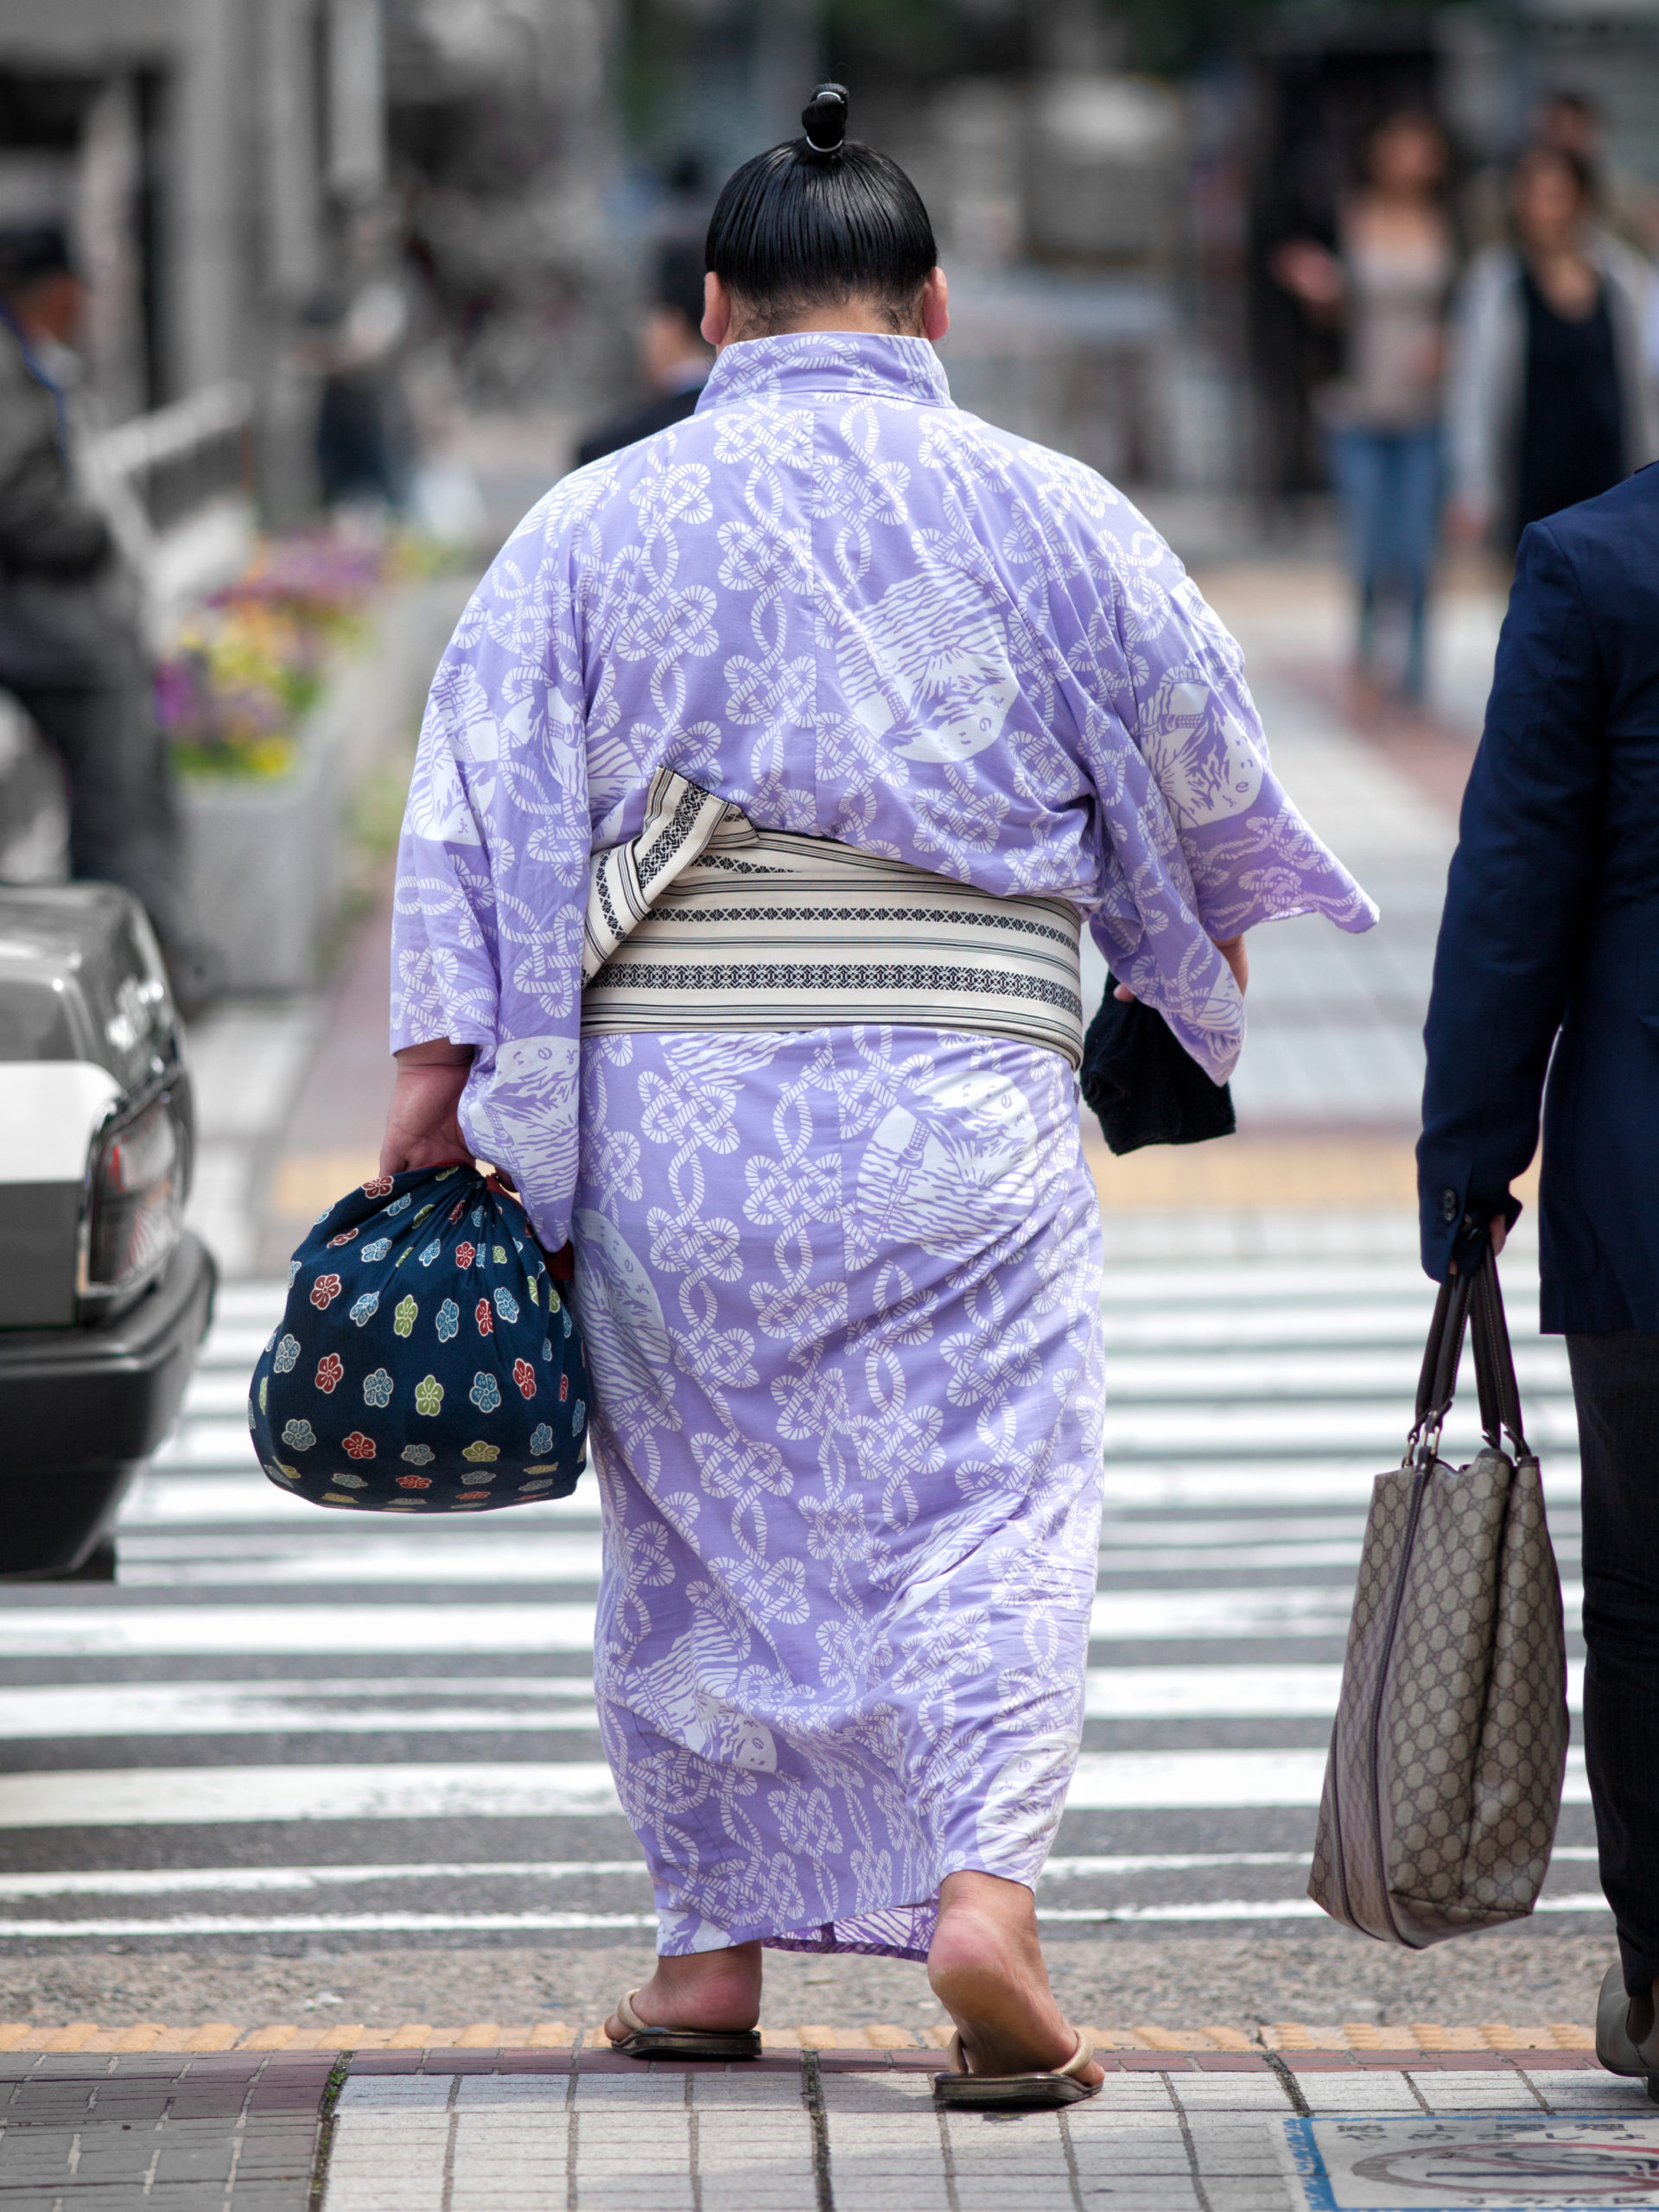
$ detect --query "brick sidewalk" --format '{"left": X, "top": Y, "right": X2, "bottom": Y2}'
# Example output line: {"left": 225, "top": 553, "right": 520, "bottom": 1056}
{"left": 1, "top": 2044, "right": 1649, "bottom": 2211}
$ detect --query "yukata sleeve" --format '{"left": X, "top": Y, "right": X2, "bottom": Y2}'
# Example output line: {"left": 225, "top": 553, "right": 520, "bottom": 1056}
{"left": 390, "top": 501, "right": 591, "bottom": 1251}
{"left": 1053, "top": 510, "right": 1376, "bottom": 1082}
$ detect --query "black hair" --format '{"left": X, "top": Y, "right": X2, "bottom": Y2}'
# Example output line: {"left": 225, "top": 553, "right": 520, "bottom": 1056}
{"left": 0, "top": 224, "right": 73, "bottom": 301}
{"left": 703, "top": 84, "right": 937, "bottom": 333}
{"left": 1515, "top": 140, "right": 1598, "bottom": 209}
{"left": 654, "top": 241, "right": 708, "bottom": 334}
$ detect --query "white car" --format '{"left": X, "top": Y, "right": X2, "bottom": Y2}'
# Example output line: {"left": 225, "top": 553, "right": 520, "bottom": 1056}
{"left": 0, "top": 883, "right": 213, "bottom": 1576}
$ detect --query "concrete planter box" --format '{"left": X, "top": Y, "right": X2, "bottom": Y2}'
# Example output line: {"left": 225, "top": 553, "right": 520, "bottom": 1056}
{"left": 177, "top": 578, "right": 469, "bottom": 992}
{"left": 180, "top": 707, "right": 342, "bottom": 993}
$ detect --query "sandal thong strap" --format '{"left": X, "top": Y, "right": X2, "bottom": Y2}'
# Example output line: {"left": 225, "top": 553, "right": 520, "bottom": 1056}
{"left": 945, "top": 2024, "right": 1095, "bottom": 2081}
{"left": 607, "top": 1988, "right": 762, "bottom": 2060}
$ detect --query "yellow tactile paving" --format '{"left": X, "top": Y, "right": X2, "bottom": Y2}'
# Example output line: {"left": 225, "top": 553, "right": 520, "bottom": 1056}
{"left": 0, "top": 2020, "right": 1603, "bottom": 2053}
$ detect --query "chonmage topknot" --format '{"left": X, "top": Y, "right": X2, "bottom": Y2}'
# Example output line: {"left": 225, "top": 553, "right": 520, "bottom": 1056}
{"left": 801, "top": 82, "right": 849, "bottom": 154}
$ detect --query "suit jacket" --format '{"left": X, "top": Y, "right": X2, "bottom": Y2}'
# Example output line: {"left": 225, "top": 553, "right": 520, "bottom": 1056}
{"left": 575, "top": 382, "right": 703, "bottom": 469}
{"left": 0, "top": 314, "right": 111, "bottom": 580}
{"left": 1418, "top": 464, "right": 1659, "bottom": 1330}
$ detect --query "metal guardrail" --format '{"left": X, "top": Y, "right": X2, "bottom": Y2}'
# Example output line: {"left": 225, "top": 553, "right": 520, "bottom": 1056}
{"left": 92, "top": 381, "right": 253, "bottom": 536}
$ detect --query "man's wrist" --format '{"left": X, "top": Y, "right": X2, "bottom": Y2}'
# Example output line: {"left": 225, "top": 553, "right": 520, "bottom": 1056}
{"left": 397, "top": 1040, "right": 474, "bottom": 1069}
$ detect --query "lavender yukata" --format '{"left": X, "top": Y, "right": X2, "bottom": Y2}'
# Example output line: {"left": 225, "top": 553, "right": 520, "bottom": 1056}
{"left": 391, "top": 334, "right": 1375, "bottom": 1959}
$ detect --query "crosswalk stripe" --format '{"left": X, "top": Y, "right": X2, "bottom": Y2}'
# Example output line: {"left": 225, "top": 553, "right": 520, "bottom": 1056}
{"left": 0, "top": 1750, "right": 1592, "bottom": 1827}
{"left": 0, "top": 1586, "right": 1586, "bottom": 1656}
{"left": 0, "top": 1664, "right": 1588, "bottom": 1738}
{"left": 0, "top": 1861, "right": 649, "bottom": 1898}
{"left": 0, "top": 1605, "right": 601, "bottom": 1656}
{"left": 0, "top": 1682, "right": 602, "bottom": 1737}
{"left": 0, "top": 1894, "right": 1614, "bottom": 1939}
{"left": 0, "top": 1764, "right": 625, "bottom": 1826}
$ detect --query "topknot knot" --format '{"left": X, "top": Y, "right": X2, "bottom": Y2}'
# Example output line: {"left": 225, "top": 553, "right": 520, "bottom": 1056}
{"left": 801, "top": 83, "right": 849, "bottom": 155}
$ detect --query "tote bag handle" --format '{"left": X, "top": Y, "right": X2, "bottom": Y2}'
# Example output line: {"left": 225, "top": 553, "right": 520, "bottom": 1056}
{"left": 1407, "top": 1258, "right": 1529, "bottom": 1467}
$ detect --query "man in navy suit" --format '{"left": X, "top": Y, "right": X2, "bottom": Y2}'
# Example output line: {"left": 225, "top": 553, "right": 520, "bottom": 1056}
{"left": 1419, "top": 463, "right": 1659, "bottom": 2072}
{"left": 575, "top": 243, "right": 712, "bottom": 468}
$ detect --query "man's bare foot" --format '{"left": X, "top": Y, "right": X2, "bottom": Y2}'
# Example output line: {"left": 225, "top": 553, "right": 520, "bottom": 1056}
{"left": 927, "top": 1871, "right": 1104, "bottom": 2084}
{"left": 602, "top": 1941, "right": 763, "bottom": 2044}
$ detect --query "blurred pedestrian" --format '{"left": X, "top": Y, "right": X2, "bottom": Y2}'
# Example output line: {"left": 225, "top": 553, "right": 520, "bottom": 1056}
{"left": 0, "top": 226, "right": 219, "bottom": 1014}
{"left": 303, "top": 200, "right": 416, "bottom": 513}
{"left": 575, "top": 242, "right": 713, "bottom": 466}
{"left": 1416, "top": 462, "right": 1659, "bottom": 2090}
{"left": 1446, "top": 145, "right": 1659, "bottom": 553}
{"left": 384, "top": 82, "right": 1374, "bottom": 2097}
{"left": 1273, "top": 111, "right": 1456, "bottom": 702}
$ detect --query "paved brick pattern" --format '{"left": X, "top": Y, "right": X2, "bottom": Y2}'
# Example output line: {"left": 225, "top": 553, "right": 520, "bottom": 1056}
{"left": 0, "top": 2046, "right": 1638, "bottom": 2210}
{"left": 0, "top": 2051, "right": 332, "bottom": 2210}
{"left": 319, "top": 2050, "right": 1632, "bottom": 2212}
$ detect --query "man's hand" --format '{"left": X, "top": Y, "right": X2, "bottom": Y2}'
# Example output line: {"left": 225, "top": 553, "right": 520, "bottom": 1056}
{"left": 1115, "top": 934, "right": 1248, "bottom": 1004}
{"left": 1449, "top": 1214, "right": 1509, "bottom": 1276}
{"left": 381, "top": 1043, "right": 475, "bottom": 1177}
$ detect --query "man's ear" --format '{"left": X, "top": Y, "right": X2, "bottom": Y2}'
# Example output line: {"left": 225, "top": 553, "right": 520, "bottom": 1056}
{"left": 920, "top": 266, "right": 949, "bottom": 343}
{"left": 702, "top": 271, "right": 733, "bottom": 349}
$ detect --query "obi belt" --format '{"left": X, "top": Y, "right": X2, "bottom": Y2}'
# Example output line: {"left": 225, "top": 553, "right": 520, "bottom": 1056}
{"left": 582, "top": 767, "right": 1084, "bottom": 1068}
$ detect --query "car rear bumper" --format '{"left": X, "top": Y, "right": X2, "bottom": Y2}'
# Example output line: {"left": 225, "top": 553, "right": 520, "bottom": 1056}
{"left": 0, "top": 1233, "right": 217, "bottom": 1472}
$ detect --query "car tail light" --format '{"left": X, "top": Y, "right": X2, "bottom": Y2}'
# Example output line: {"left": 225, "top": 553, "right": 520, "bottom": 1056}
{"left": 86, "top": 1096, "right": 183, "bottom": 1296}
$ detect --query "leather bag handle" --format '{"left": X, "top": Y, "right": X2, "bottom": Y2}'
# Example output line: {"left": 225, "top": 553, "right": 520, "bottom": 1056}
{"left": 1471, "top": 1259, "right": 1530, "bottom": 1457}
{"left": 1407, "top": 1256, "right": 1529, "bottom": 1466}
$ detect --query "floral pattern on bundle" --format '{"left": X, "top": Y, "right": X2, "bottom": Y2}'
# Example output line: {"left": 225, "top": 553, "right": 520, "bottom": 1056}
{"left": 391, "top": 331, "right": 1375, "bottom": 1252}
{"left": 247, "top": 1164, "right": 587, "bottom": 1514}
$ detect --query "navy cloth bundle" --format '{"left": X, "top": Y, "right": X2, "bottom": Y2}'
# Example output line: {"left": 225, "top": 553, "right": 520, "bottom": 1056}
{"left": 248, "top": 1164, "right": 587, "bottom": 1512}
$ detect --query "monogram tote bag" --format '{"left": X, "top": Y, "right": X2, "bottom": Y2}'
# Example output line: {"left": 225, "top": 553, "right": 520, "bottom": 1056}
{"left": 1308, "top": 1260, "right": 1568, "bottom": 1946}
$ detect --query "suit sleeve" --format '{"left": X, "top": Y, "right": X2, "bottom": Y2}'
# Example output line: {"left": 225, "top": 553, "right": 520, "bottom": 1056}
{"left": 1417, "top": 519, "right": 1606, "bottom": 1278}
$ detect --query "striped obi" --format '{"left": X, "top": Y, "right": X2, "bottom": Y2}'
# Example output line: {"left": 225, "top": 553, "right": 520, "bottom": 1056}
{"left": 582, "top": 768, "right": 1084, "bottom": 1067}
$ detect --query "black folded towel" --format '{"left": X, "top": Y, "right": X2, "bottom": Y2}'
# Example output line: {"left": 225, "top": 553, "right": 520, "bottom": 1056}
{"left": 1080, "top": 978, "right": 1236, "bottom": 1156}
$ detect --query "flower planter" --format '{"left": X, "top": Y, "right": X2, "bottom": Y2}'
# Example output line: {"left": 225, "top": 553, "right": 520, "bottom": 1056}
{"left": 176, "top": 578, "right": 469, "bottom": 992}
{"left": 179, "top": 710, "right": 341, "bottom": 992}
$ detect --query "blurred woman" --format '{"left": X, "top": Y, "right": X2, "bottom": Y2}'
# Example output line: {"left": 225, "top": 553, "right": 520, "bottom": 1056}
{"left": 1274, "top": 111, "right": 1456, "bottom": 701}
{"left": 1447, "top": 144, "right": 1659, "bottom": 550}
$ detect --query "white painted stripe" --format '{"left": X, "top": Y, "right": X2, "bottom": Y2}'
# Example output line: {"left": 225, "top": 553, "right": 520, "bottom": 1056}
{"left": 1095, "top": 1267, "right": 1468, "bottom": 1304}
{"left": 1098, "top": 1542, "right": 1365, "bottom": 1573}
{"left": 0, "top": 1606, "right": 601, "bottom": 1657}
{"left": 1062, "top": 1748, "right": 1589, "bottom": 1811}
{"left": 1084, "top": 1664, "right": 1585, "bottom": 1717}
{"left": 0, "top": 1063, "right": 118, "bottom": 1184}
{"left": 0, "top": 1682, "right": 601, "bottom": 1738}
{"left": 0, "top": 1860, "right": 647, "bottom": 1900}
{"left": 1036, "top": 1893, "right": 1610, "bottom": 1926}
{"left": 0, "top": 1763, "right": 625, "bottom": 1827}
{"left": 116, "top": 1535, "right": 607, "bottom": 1587}
{"left": 1100, "top": 1350, "right": 1573, "bottom": 1399}
{"left": 0, "top": 1666, "right": 1584, "bottom": 1739}
{"left": 1102, "top": 1304, "right": 1545, "bottom": 1350}
{"left": 1097, "top": 1461, "right": 1582, "bottom": 1508}
{"left": 181, "top": 1349, "right": 1577, "bottom": 1418}
{"left": 1100, "top": 1403, "right": 1582, "bottom": 1455}
{"left": 0, "top": 1896, "right": 1613, "bottom": 1939}
{"left": 1104, "top": 1516, "right": 1369, "bottom": 1547}
{"left": 115, "top": 1531, "right": 1376, "bottom": 1586}
{"left": 1090, "top": 1590, "right": 1351, "bottom": 1639}
{"left": 119, "top": 1477, "right": 598, "bottom": 1526}
{"left": 0, "top": 1912, "right": 658, "bottom": 1939}
{"left": 0, "top": 1749, "right": 1590, "bottom": 1828}
{"left": 0, "top": 1847, "right": 1599, "bottom": 1904}
{"left": 0, "top": 1586, "right": 1584, "bottom": 1656}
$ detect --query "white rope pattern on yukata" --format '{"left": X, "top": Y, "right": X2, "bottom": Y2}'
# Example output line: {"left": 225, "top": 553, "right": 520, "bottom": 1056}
{"left": 582, "top": 766, "right": 1085, "bottom": 1066}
